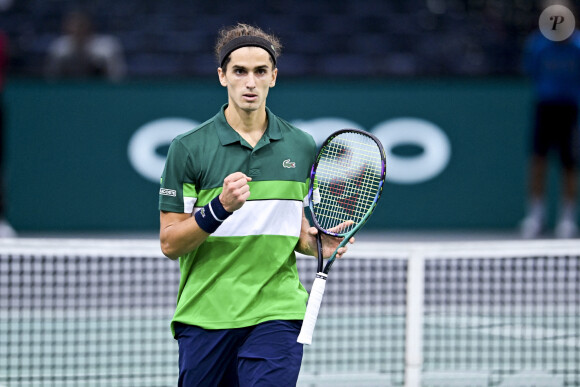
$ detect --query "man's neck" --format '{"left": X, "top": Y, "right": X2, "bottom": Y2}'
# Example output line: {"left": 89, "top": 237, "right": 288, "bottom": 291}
{"left": 224, "top": 104, "right": 268, "bottom": 147}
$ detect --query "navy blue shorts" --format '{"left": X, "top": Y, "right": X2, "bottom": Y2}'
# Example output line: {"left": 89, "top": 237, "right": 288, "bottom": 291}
{"left": 174, "top": 320, "right": 303, "bottom": 387}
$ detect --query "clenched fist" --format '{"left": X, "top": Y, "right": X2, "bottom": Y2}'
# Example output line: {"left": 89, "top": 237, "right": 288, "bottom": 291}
{"left": 219, "top": 172, "right": 252, "bottom": 212}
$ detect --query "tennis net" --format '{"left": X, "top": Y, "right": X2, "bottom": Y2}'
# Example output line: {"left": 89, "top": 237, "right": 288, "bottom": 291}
{"left": 1, "top": 238, "right": 579, "bottom": 387}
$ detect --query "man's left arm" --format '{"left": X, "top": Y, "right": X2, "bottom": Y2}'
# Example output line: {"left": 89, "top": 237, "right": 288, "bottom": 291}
{"left": 295, "top": 209, "right": 353, "bottom": 259}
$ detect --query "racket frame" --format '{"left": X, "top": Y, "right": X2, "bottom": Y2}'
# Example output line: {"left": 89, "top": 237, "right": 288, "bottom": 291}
{"left": 307, "top": 128, "right": 386, "bottom": 274}
{"left": 298, "top": 129, "right": 386, "bottom": 345}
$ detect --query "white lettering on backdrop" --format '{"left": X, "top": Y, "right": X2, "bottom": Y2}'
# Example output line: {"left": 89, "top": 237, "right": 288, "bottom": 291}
{"left": 128, "top": 117, "right": 451, "bottom": 185}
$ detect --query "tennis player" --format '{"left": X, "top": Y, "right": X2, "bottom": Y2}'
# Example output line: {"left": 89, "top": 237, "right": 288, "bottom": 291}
{"left": 159, "top": 23, "right": 352, "bottom": 386}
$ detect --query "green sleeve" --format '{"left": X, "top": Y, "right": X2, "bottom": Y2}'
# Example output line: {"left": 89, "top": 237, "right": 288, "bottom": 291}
{"left": 159, "top": 139, "right": 197, "bottom": 213}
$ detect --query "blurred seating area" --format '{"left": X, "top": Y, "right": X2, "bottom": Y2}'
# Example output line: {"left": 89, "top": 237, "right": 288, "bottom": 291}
{"left": 0, "top": 0, "right": 542, "bottom": 78}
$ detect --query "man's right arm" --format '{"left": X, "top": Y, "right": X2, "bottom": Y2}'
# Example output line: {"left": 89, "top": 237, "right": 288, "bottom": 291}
{"left": 160, "top": 172, "right": 252, "bottom": 260}
{"left": 160, "top": 211, "right": 210, "bottom": 260}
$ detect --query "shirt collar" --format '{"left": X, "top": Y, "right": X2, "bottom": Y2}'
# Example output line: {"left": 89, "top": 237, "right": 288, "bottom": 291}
{"left": 216, "top": 104, "right": 282, "bottom": 146}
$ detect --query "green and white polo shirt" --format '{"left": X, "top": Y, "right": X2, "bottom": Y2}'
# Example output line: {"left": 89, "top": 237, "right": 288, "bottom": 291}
{"left": 159, "top": 105, "right": 316, "bottom": 334}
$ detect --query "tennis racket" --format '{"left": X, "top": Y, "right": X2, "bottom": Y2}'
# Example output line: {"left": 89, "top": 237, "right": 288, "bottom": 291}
{"left": 297, "top": 129, "right": 386, "bottom": 345}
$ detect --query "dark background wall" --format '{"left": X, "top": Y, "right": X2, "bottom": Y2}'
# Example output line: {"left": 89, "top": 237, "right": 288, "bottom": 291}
{"left": 0, "top": 0, "right": 574, "bottom": 233}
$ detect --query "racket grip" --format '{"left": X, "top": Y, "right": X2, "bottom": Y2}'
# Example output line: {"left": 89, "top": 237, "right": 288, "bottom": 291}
{"left": 297, "top": 272, "right": 327, "bottom": 345}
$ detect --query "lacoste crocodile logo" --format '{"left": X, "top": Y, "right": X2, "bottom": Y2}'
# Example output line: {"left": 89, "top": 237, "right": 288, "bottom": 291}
{"left": 283, "top": 159, "right": 296, "bottom": 168}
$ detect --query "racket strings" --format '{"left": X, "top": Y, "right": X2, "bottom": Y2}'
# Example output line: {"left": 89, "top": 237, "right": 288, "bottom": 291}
{"left": 313, "top": 133, "right": 383, "bottom": 233}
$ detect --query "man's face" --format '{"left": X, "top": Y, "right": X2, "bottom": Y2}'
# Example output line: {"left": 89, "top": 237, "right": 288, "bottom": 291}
{"left": 218, "top": 46, "right": 277, "bottom": 113}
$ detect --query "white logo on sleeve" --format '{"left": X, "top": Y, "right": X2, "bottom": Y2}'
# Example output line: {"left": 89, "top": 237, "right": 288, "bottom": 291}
{"left": 159, "top": 188, "right": 177, "bottom": 197}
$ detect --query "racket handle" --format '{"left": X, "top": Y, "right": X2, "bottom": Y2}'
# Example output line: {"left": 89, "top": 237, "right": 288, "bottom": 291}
{"left": 297, "top": 272, "right": 327, "bottom": 345}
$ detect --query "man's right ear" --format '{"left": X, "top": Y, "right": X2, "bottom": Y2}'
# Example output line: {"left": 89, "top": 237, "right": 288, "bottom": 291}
{"left": 218, "top": 67, "right": 227, "bottom": 87}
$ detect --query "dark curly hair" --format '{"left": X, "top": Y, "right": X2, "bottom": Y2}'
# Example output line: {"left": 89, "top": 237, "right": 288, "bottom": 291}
{"left": 215, "top": 23, "right": 282, "bottom": 70}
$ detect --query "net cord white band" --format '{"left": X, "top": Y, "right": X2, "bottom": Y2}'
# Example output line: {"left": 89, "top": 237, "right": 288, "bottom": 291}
{"left": 297, "top": 272, "right": 328, "bottom": 345}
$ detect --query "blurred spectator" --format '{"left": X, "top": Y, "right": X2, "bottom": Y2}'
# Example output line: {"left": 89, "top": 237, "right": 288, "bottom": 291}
{"left": 45, "top": 10, "right": 126, "bottom": 82}
{"left": 520, "top": 2, "right": 580, "bottom": 239}
{"left": 0, "top": 29, "right": 16, "bottom": 237}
